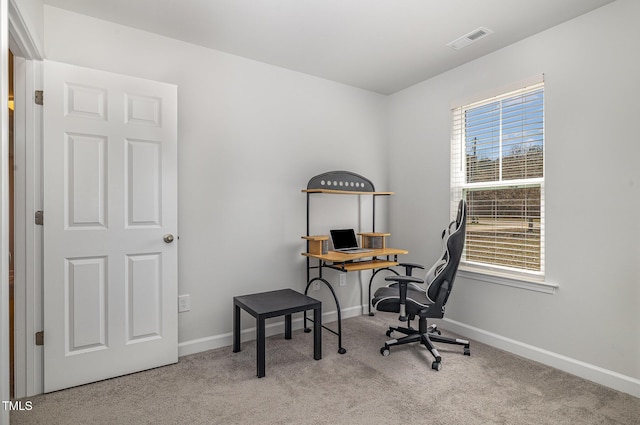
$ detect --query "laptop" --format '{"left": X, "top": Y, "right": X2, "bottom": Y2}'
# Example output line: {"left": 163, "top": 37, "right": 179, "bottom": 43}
{"left": 329, "top": 229, "right": 372, "bottom": 253}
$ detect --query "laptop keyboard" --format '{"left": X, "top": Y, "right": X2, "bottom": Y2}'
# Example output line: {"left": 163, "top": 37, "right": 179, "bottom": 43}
{"left": 336, "top": 248, "right": 372, "bottom": 253}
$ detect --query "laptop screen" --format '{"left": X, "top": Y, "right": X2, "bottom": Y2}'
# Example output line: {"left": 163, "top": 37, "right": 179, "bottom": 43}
{"left": 330, "top": 229, "right": 358, "bottom": 250}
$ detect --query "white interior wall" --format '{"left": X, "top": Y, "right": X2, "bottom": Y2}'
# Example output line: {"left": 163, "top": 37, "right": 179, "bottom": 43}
{"left": 6, "top": 0, "right": 637, "bottom": 399}
{"left": 42, "top": 6, "right": 390, "bottom": 348}
{"left": 388, "top": 0, "right": 640, "bottom": 383}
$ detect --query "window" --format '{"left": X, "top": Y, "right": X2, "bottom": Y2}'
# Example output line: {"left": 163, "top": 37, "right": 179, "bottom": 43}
{"left": 451, "top": 81, "right": 544, "bottom": 279}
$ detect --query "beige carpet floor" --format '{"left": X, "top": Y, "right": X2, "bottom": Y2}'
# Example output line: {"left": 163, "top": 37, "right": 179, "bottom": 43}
{"left": 11, "top": 313, "right": 640, "bottom": 424}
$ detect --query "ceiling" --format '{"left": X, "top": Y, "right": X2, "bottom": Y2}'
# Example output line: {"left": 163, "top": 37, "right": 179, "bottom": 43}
{"left": 43, "top": 0, "right": 616, "bottom": 95}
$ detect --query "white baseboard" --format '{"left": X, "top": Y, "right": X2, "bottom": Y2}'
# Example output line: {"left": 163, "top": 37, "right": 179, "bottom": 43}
{"left": 178, "top": 305, "right": 364, "bottom": 357}
{"left": 440, "top": 318, "right": 640, "bottom": 398}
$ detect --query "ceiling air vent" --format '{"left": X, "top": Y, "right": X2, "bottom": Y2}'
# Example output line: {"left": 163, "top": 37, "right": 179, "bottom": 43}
{"left": 447, "top": 27, "right": 494, "bottom": 50}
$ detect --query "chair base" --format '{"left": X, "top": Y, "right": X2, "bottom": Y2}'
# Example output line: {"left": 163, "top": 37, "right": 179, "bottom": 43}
{"left": 380, "top": 319, "right": 470, "bottom": 371}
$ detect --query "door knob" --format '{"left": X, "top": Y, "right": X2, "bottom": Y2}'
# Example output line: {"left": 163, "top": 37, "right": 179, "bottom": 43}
{"left": 163, "top": 234, "right": 175, "bottom": 243}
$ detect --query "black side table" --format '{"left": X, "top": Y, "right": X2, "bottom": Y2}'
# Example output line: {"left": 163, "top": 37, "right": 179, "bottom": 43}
{"left": 233, "top": 289, "right": 322, "bottom": 378}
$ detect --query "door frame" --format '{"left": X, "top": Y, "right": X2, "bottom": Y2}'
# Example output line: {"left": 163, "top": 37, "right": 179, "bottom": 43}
{"left": 1, "top": 0, "right": 11, "bottom": 421}
{"left": 11, "top": 56, "right": 43, "bottom": 399}
{"left": 7, "top": 0, "right": 44, "bottom": 399}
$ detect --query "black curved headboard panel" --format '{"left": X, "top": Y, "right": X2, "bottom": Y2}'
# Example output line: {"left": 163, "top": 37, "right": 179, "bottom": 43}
{"left": 307, "top": 171, "right": 375, "bottom": 192}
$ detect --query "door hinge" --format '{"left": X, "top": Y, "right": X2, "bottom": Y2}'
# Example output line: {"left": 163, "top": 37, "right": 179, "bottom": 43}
{"left": 35, "top": 331, "right": 44, "bottom": 346}
{"left": 35, "top": 90, "right": 43, "bottom": 105}
{"left": 35, "top": 210, "right": 44, "bottom": 225}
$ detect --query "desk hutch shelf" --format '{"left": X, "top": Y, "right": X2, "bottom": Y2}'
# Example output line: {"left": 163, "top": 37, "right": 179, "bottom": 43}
{"left": 301, "top": 171, "right": 407, "bottom": 354}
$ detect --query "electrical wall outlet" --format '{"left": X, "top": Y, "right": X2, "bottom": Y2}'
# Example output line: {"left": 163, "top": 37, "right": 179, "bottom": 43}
{"left": 312, "top": 281, "right": 320, "bottom": 291}
{"left": 339, "top": 274, "right": 346, "bottom": 287}
{"left": 178, "top": 294, "right": 191, "bottom": 312}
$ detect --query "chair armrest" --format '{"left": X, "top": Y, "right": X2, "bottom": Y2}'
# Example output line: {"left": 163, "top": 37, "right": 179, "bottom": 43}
{"left": 384, "top": 275, "right": 424, "bottom": 284}
{"left": 398, "top": 263, "right": 425, "bottom": 276}
{"left": 384, "top": 275, "right": 424, "bottom": 321}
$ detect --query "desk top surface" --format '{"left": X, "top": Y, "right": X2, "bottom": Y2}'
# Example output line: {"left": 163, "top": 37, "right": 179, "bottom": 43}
{"left": 302, "top": 247, "right": 408, "bottom": 262}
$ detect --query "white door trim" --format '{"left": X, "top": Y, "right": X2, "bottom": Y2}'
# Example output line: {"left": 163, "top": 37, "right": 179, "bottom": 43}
{"left": 2, "top": 0, "right": 12, "bottom": 422}
{"left": 11, "top": 56, "right": 43, "bottom": 399}
{"left": 8, "top": 0, "right": 44, "bottom": 61}
{"left": 8, "top": 0, "right": 44, "bottom": 400}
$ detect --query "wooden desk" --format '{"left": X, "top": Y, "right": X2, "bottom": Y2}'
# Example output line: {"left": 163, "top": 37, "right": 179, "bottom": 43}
{"left": 301, "top": 247, "right": 408, "bottom": 354}
{"left": 301, "top": 171, "right": 407, "bottom": 353}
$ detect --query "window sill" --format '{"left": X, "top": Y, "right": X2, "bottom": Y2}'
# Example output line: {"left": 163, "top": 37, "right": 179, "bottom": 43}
{"left": 458, "top": 266, "right": 558, "bottom": 294}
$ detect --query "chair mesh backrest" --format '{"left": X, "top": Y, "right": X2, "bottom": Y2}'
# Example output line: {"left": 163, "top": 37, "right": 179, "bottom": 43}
{"left": 425, "top": 200, "right": 467, "bottom": 306}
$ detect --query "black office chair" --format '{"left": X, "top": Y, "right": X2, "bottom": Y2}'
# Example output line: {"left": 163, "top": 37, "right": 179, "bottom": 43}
{"left": 371, "top": 199, "right": 470, "bottom": 370}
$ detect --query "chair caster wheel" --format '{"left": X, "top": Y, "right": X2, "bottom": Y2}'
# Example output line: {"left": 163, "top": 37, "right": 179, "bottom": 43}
{"left": 304, "top": 328, "right": 311, "bottom": 333}
{"left": 368, "top": 312, "right": 375, "bottom": 317}
{"left": 380, "top": 347, "right": 390, "bottom": 357}
{"left": 385, "top": 330, "right": 393, "bottom": 337}
{"left": 464, "top": 348, "right": 471, "bottom": 356}
{"left": 434, "top": 330, "right": 442, "bottom": 335}
{"left": 338, "top": 347, "right": 347, "bottom": 354}
{"left": 432, "top": 361, "right": 442, "bottom": 371}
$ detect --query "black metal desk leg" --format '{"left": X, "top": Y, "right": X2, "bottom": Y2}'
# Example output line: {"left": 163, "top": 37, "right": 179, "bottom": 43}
{"left": 303, "top": 280, "right": 313, "bottom": 332}
{"left": 285, "top": 314, "right": 292, "bottom": 339}
{"left": 257, "top": 318, "right": 266, "bottom": 378}
{"left": 336, "top": 306, "right": 345, "bottom": 354}
{"left": 233, "top": 304, "right": 241, "bottom": 352}
{"left": 308, "top": 277, "right": 346, "bottom": 354}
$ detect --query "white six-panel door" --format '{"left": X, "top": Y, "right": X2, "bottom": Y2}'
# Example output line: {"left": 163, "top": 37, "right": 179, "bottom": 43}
{"left": 43, "top": 61, "right": 178, "bottom": 392}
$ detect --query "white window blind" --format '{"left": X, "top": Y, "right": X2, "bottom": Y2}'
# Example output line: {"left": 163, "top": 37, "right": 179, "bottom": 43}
{"left": 451, "top": 82, "right": 545, "bottom": 277}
